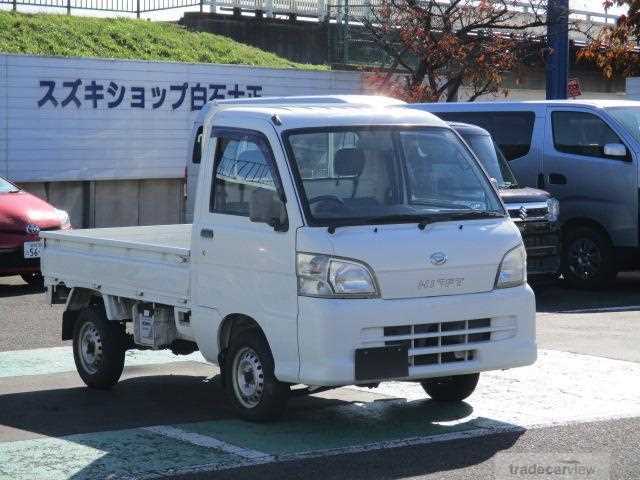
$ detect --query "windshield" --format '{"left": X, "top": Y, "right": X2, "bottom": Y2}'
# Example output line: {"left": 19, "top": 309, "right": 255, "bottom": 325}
{"left": 0, "top": 177, "right": 19, "bottom": 193}
{"left": 285, "top": 127, "right": 504, "bottom": 226}
{"left": 607, "top": 107, "right": 640, "bottom": 144}
{"left": 460, "top": 133, "right": 518, "bottom": 188}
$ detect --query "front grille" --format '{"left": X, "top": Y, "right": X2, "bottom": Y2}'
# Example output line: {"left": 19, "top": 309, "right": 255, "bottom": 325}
{"left": 379, "top": 318, "right": 499, "bottom": 367}
{"left": 508, "top": 205, "right": 549, "bottom": 222}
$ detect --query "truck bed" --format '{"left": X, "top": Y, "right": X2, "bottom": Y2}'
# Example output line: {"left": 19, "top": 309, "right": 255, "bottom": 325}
{"left": 41, "top": 224, "right": 192, "bottom": 307}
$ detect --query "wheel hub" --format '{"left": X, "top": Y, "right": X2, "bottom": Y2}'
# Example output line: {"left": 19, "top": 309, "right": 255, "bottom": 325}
{"left": 78, "top": 321, "right": 103, "bottom": 375}
{"left": 232, "top": 347, "right": 264, "bottom": 409}
{"left": 568, "top": 238, "right": 602, "bottom": 280}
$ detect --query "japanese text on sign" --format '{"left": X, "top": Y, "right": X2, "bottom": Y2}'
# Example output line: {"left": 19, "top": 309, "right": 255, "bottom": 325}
{"left": 38, "top": 80, "right": 263, "bottom": 110}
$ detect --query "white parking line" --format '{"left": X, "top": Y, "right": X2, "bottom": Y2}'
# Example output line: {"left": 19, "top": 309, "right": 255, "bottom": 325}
{"left": 143, "top": 425, "right": 273, "bottom": 461}
{"left": 538, "top": 305, "right": 640, "bottom": 315}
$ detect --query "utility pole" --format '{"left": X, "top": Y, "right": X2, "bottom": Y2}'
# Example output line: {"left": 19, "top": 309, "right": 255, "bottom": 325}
{"left": 546, "top": 0, "right": 569, "bottom": 99}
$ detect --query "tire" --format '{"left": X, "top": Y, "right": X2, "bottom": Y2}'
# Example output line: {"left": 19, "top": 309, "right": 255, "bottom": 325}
{"left": 224, "top": 329, "right": 290, "bottom": 421}
{"left": 421, "top": 373, "right": 479, "bottom": 402}
{"left": 561, "top": 226, "right": 616, "bottom": 290}
{"left": 72, "top": 305, "right": 126, "bottom": 390}
{"left": 21, "top": 272, "right": 44, "bottom": 289}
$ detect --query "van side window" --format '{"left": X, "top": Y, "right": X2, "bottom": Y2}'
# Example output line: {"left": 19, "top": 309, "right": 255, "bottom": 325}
{"left": 436, "top": 111, "right": 535, "bottom": 162}
{"left": 192, "top": 126, "right": 203, "bottom": 164}
{"left": 210, "top": 134, "right": 277, "bottom": 216}
{"left": 551, "top": 111, "right": 627, "bottom": 159}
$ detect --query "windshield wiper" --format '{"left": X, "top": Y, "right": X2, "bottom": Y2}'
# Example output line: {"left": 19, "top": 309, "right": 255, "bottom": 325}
{"left": 326, "top": 214, "right": 435, "bottom": 234}
{"left": 437, "top": 210, "right": 505, "bottom": 220}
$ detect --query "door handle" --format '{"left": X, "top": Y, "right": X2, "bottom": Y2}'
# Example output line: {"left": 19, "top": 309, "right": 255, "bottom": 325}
{"left": 548, "top": 173, "right": 567, "bottom": 185}
{"left": 200, "top": 228, "right": 214, "bottom": 239}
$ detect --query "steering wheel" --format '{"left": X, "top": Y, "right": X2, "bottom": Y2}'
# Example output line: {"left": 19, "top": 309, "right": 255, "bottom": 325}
{"left": 309, "top": 195, "right": 346, "bottom": 209}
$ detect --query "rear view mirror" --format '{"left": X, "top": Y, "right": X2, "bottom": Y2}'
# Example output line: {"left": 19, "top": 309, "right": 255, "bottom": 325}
{"left": 603, "top": 143, "right": 627, "bottom": 158}
{"left": 249, "top": 188, "right": 288, "bottom": 232}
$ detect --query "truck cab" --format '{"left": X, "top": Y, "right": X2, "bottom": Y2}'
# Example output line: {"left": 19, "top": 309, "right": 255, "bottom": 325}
{"left": 42, "top": 97, "right": 536, "bottom": 421}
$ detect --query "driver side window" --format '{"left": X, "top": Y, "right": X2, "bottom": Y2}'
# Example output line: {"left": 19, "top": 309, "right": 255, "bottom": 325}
{"left": 210, "top": 133, "right": 277, "bottom": 217}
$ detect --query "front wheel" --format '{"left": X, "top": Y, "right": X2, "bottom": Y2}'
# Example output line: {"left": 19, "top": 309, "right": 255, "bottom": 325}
{"left": 561, "top": 226, "right": 616, "bottom": 290}
{"left": 421, "top": 373, "right": 479, "bottom": 402}
{"left": 72, "top": 306, "right": 126, "bottom": 389}
{"left": 224, "top": 329, "right": 290, "bottom": 421}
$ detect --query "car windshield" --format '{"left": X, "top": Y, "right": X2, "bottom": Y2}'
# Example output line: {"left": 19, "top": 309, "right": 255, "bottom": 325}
{"left": 459, "top": 133, "right": 518, "bottom": 188}
{"left": 0, "top": 177, "right": 19, "bottom": 193}
{"left": 607, "top": 107, "right": 640, "bottom": 144}
{"left": 285, "top": 127, "right": 504, "bottom": 226}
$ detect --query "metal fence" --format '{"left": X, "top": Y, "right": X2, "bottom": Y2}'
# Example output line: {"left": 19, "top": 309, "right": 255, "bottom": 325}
{"left": 1, "top": 0, "right": 202, "bottom": 17}
{"left": 209, "top": 0, "right": 619, "bottom": 24}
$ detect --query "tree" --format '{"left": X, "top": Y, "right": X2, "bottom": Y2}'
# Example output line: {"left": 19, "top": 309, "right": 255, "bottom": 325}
{"left": 578, "top": 1, "right": 640, "bottom": 79}
{"left": 362, "top": 0, "right": 554, "bottom": 102}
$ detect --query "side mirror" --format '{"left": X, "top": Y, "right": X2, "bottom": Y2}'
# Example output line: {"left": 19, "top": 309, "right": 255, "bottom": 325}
{"left": 249, "top": 188, "right": 288, "bottom": 232}
{"left": 603, "top": 143, "right": 627, "bottom": 158}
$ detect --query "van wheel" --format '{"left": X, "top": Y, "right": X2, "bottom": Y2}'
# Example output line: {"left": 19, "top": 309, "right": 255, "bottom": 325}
{"left": 224, "top": 329, "right": 289, "bottom": 421}
{"left": 72, "top": 306, "right": 126, "bottom": 389}
{"left": 421, "top": 373, "right": 479, "bottom": 402}
{"left": 562, "top": 226, "right": 616, "bottom": 290}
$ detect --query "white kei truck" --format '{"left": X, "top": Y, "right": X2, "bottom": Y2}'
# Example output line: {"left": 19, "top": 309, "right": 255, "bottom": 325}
{"left": 42, "top": 96, "right": 537, "bottom": 421}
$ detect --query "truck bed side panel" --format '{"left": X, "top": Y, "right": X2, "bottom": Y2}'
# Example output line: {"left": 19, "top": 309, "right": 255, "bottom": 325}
{"left": 41, "top": 225, "right": 191, "bottom": 307}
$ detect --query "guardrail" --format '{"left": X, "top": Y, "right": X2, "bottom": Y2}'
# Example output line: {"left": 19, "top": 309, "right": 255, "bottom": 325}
{"left": 208, "top": 0, "right": 620, "bottom": 25}
{"left": 1, "top": 0, "right": 619, "bottom": 24}
{"left": 1, "top": 0, "right": 202, "bottom": 17}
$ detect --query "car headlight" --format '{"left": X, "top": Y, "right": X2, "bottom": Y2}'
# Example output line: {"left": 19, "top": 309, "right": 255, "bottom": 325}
{"left": 495, "top": 245, "right": 526, "bottom": 289}
{"left": 546, "top": 198, "right": 559, "bottom": 222}
{"left": 55, "top": 209, "right": 71, "bottom": 229}
{"left": 296, "top": 253, "right": 379, "bottom": 298}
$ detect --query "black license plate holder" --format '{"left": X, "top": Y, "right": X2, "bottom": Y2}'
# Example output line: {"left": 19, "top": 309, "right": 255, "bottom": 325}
{"left": 355, "top": 345, "right": 409, "bottom": 381}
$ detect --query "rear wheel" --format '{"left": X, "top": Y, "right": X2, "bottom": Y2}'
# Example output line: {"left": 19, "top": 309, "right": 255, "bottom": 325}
{"left": 72, "top": 306, "right": 126, "bottom": 389}
{"left": 224, "top": 329, "right": 289, "bottom": 421}
{"left": 562, "top": 226, "right": 616, "bottom": 289}
{"left": 421, "top": 373, "right": 479, "bottom": 402}
{"left": 21, "top": 272, "right": 44, "bottom": 289}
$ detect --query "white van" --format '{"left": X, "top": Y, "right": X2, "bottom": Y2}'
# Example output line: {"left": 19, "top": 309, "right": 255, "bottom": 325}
{"left": 42, "top": 97, "right": 536, "bottom": 420}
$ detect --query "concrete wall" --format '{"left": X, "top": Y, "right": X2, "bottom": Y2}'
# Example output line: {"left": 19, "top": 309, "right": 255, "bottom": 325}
{"left": 17, "top": 179, "right": 184, "bottom": 228}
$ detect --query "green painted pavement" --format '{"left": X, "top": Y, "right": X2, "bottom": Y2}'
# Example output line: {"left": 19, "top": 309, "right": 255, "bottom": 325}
{"left": 0, "top": 347, "right": 205, "bottom": 379}
{"left": 179, "top": 399, "right": 484, "bottom": 456}
{"left": 0, "top": 427, "right": 242, "bottom": 480}
{"left": 0, "top": 398, "right": 488, "bottom": 480}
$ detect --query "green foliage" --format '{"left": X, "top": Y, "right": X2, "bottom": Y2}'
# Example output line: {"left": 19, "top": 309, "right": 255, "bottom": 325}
{"left": 0, "top": 11, "right": 325, "bottom": 69}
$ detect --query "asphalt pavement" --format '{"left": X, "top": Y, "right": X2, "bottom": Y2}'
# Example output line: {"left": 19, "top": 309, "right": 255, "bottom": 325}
{"left": 0, "top": 273, "right": 639, "bottom": 480}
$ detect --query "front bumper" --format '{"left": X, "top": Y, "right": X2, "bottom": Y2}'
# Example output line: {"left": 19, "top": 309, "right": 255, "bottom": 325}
{"left": 297, "top": 285, "right": 536, "bottom": 386}
{"left": 0, "top": 248, "right": 40, "bottom": 276}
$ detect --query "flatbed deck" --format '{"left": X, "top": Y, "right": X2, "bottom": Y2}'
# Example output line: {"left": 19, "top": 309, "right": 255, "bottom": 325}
{"left": 41, "top": 224, "right": 192, "bottom": 307}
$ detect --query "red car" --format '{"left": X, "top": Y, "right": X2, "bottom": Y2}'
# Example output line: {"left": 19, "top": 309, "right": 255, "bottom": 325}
{"left": 0, "top": 176, "right": 71, "bottom": 287}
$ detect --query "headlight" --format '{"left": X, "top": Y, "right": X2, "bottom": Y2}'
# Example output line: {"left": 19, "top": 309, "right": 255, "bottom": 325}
{"left": 495, "top": 245, "right": 526, "bottom": 289}
{"left": 546, "top": 198, "right": 559, "bottom": 222}
{"left": 55, "top": 209, "right": 71, "bottom": 229}
{"left": 296, "top": 253, "right": 379, "bottom": 298}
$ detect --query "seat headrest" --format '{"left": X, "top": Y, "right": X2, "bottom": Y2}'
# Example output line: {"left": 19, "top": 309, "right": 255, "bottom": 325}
{"left": 334, "top": 148, "right": 365, "bottom": 176}
{"left": 237, "top": 149, "right": 266, "bottom": 165}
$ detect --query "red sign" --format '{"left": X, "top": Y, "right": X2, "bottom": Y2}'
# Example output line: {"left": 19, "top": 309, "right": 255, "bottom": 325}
{"left": 568, "top": 78, "right": 582, "bottom": 98}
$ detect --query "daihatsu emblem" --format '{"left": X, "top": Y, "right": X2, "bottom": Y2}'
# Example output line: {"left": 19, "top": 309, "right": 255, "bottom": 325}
{"left": 430, "top": 252, "right": 447, "bottom": 266}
